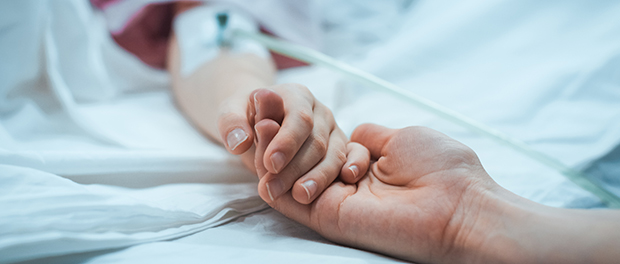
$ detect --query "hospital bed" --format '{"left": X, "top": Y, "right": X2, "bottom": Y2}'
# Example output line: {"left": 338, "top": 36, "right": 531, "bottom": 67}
{"left": 2, "top": 0, "right": 620, "bottom": 263}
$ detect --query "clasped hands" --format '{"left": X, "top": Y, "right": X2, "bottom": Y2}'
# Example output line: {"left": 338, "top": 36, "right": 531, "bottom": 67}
{"left": 216, "top": 84, "right": 503, "bottom": 263}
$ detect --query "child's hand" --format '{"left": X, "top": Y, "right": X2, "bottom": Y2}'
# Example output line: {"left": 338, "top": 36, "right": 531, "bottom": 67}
{"left": 248, "top": 86, "right": 370, "bottom": 204}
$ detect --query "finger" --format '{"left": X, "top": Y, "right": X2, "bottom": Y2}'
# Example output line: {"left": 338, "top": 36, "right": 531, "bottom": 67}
{"left": 350, "top": 123, "right": 398, "bottom": 160}
{"left": 263, "top": 84, "right": 316, "bottom": 174}
{"left": 290, "top": 129, "right": 348, "bottom": 204}
{"left": 240, "top": 144, "right": 257, "bottom": 172}
{"left": 254, "top": 119, "right": 280, "bottom": 178}
{"left": 266, "top": 189, "right": 312, "bottom": 226}
{"left": 266, "top": 180, "right": 358, "bottom": 243}
{"left": 257, "top": 106, "right": 334, "bottom": 202}
{"left": 251, "top": 88, "right": 285, "bottom": 124}
{"left": 217, "top": 97, "right": 254, "bottom": 155}
{"left": 339, "top": 142, "right": 370, "bottom": 184}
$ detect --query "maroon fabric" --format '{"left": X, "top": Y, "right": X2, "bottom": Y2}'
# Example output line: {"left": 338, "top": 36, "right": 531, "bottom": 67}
{"left": 90, "top": 0, "right": 307, "bottom": 70}
{"left": 89, "top": 0, "right": 175, "bottom": 69}
{"left": 261, "top": 28, "right": 309, "bottom": 70}
{"left": 111, "top": 3, "right": 175, "bottom": 69}
{"left": 90, "top": 0, "right": 122, "bottom": 9}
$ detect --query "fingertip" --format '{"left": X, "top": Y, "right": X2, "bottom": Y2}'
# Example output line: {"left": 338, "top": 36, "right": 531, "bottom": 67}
{"left": 253, "top": 88, "right": 285, "bottom": 123}
{"left": 350, "top": 123, "right": 372, "bottom": 141}
{"left": 217, "top": 111, "right": 255, "bottom": 155}
{"left": 339, "top": 165, "right": 357, "bottom": 184}
{"left": 350, "top": 123, "right": 396, "bottom": 159}
{"left": 253, "top": 88, "right": 290, "bottom": 175}
{"left": 292, "top": 180, "right": 317, "bottom": 205}
{"left": 340, "top": 142, "right": 370, "bottom": 183}
{"left": 224, "top": 127, "right": 253, "bottom": 155}
{"left": 257, "top": 174, "right": 275, "bottom": 204}
{"left": 349, "top": 165, "right": 361, "bottom": 181}
{"left": 254, "top": 119, "right": 280, "bottom": 177}
{"left": 257, "top": 175, "right": 314, "bottom": 229}
{"left": 255, "top": 119, "right": 280, "bottom": 141}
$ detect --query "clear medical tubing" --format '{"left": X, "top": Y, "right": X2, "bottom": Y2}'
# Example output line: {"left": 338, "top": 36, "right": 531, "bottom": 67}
{"left": 230, "top": 29, "right": 620, "bottom": 208}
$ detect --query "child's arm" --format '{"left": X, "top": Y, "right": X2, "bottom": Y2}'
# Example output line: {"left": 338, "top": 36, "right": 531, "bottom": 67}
{"left": 168, "top": 29, "right": 273, "bottom": 170}
{"left": 168, "top": 3, "right": 356, "bottom": 204}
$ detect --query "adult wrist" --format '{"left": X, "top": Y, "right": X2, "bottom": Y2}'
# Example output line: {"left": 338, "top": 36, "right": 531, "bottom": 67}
{"left": 445, "top": 178, "right": 540, "bottom": 264}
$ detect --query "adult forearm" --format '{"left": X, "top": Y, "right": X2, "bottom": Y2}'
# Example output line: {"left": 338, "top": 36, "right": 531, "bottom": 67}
{"left": 524, "top": 205, "right": 620, "bottom": 263}
{"left": 453, "top": 184, "right": 620, "bottom": 264}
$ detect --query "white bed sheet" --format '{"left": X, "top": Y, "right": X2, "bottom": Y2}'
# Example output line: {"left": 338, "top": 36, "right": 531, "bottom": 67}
{"left": 2, "top": 0, "right": 620, "bottom": 263}
{"left": 0, "top": 165, "right": 267, "bottom": 263}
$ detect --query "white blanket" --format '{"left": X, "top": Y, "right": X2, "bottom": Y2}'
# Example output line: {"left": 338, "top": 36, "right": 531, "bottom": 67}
{"left": 1, "top": 0, "right": 620, "bottom": 263}
{"left": 0, "top": 165, "right": 267, "bottom": 263}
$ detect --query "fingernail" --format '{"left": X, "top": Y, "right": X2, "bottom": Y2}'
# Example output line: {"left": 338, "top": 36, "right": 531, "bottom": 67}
{"left": 227, "top": 128, "right": 248, "bottom": 151}
{"left": 349, "top": 165, "right": 359, "bottom": 179}
{"left": 253, "top": 123, "right": 261, "bottom": 144}
{"left": 266, "top": 178, "right": 284, "bottom": 201}
{"left": 254, "top": 92, "right": 259, "bottom": 117}
{"left": 270, "top": 152, "right": 286, "bottom": 173}
{"left": 301, "top": 180, "right": 318, "bottom": 201}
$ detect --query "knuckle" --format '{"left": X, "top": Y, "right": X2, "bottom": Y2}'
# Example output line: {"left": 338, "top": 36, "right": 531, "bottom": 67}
{"left": 311, "top": 134, "right": 328, "bottom": 155}
{"left": 289, "top": 83, "right": 310, "bottom": 94}
{"left": 323, "top": 106, "right": 334, "bottom": 119}
{"left": 297, "top": 110, "right": 314, "bottom": 129}
{"left": 315, "top": 168, "right": 331, "bottom": 185}
{"left": 317, "top": 104, "right": 335, "bottom": 125}
{"left": 335, "top": 148, "right": 347, "bottom": 165}
{"left": 289, "top": 83, "right": 314, "bottom": 103}
{"left": 287, "top": 162, "right": 303, "bottom": 180}
{"left": 280, "top": 131, "right": 305, "bottom": 151}
{"left": 450, "top": 145, "right": 480, "bottom": 167}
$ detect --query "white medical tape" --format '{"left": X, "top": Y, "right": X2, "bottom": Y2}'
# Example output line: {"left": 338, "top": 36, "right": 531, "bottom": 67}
{"left": 173, "top": 4, "right": 269, "bottom": 77}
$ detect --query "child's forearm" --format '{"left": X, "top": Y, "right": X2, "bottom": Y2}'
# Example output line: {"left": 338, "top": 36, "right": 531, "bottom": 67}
{"left": 167, "top": 33, "right": 275, "bottom": 144}
{"left": 167, "top": 3, "right": 360, "bottom": 206}
{"left": 167, "top": 6, "right": 276, "bottom": 171}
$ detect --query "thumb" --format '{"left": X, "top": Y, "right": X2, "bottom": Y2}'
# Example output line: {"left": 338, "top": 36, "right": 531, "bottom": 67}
{"left": 350, "top": 123, "right": 397, "bottom": 160}
{"left": 216, "top": 88, "right": 284, "bottom": 155}
{"left": 217, "top": 102, "right": 255, "bottom": 155}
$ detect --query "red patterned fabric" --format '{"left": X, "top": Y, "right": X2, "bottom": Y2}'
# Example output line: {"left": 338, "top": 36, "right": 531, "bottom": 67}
{"left": 91, "top": 0, "right": 306, "bottom": 70}
{"left": 90, "top": 0, "right": 122, "bottom": 9}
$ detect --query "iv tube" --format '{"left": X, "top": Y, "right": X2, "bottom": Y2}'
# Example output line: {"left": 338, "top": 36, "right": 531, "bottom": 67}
{"left": 229, "top": 28, "right": 620, "bottom": 208}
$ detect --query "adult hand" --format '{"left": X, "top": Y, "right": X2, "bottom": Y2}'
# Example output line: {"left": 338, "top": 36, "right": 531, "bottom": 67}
{"left": 255, "top": 123, "right": 502, "bottom": 263}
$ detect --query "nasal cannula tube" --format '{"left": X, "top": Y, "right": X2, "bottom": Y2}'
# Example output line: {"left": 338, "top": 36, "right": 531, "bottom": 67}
{"left": 218, "top": 14, "right": 620, "bottom": 208}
